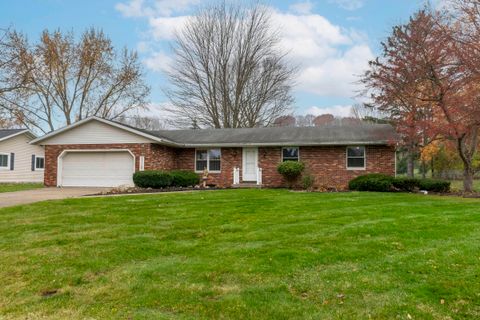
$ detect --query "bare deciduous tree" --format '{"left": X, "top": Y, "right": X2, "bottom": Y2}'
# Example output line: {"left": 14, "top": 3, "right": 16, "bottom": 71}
{"left": 117, "top": 114, "right": 166, "bottom": 130}
{"left": 0, "top": 29, "right": 21, "bottom": 95}
{"left": 351, "top": 104, "right": 388, "bottom": 122}
{"left": 295, "top": 114, "right": 315, "bottom": 127}
{"left": 0, "top": 28, "right": 150, "bottom": 133}
{"left": 0, "top": 28, "right": 29, "bottom": 127}
{"left": 165, "top": 1, "right": 296, "bottom": 128}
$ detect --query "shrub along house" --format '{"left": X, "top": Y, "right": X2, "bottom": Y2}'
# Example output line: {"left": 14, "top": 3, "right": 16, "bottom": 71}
{"left": 31, "top": 116, "right": 397, "bottom": 189}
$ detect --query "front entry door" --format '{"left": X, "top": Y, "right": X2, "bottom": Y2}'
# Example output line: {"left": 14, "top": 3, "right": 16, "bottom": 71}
{"left": 242, "top": 148, "right": 258, "bottom": 181}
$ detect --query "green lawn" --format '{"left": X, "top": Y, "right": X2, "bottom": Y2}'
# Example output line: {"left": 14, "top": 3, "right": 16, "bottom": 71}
{"left": 1, "top": 190, "right": 479, "bottom": 319}
{"left": 0, "top": 183, "right": 43, "bottom": 193}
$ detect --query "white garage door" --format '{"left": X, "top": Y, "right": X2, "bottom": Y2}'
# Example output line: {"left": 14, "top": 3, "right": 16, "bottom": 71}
{"left": 61, "top": 151, "right": 134, "bottom": 187}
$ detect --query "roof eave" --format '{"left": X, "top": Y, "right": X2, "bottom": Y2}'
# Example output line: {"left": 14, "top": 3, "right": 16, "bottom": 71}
{"left": 30, "top": 116, "right": 181, "bottom": 146}
{"left": 180, "top": 141, "right": 395, "bottom": 148}
{"left": 0, "top": 129, "right": 32, "bottom": 143}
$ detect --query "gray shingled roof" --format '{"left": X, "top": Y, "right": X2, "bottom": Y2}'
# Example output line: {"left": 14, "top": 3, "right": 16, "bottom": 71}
{"left": 31, "top": 117, "right": 398, "bottom": 146}
{"left": 147, "top": 123, "right": 397, "bottom": 147}
{"left": 0, "top": 129, "right": 27, "bottom": 141}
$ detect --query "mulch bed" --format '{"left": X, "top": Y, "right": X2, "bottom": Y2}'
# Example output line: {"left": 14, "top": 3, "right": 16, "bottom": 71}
{"left": 89, "top": 186, "right": 221, "bottom": 196}
{"left": 89, "top": 186, "right": 480, "bottom": 198}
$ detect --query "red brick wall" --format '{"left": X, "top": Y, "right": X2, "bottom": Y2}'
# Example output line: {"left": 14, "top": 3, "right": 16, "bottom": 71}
{"left": 147, "top": 144, "right": 176, "bottom": 171}
{"left": 45, "top": 142, "right": 395, "bottom": 189}
{"left": 175, "top": 147, "right": 242, "bottom": 187}
{"left": 175, "top": 148, "right": 195, "bottom": 172}
{"left": 44, "top": 143, "right": 176, "bottom": 186}
{"left": 297, "top": 145, "right": 394, "bottom": 190}
{"left": 256, "top": 146, "right": 396, "bottom": 189}
{"left": 176, "top": 145, "right": 394, "bottom": 189}
{"left": 258, "top": 147, "right": 283, "bottom": 187}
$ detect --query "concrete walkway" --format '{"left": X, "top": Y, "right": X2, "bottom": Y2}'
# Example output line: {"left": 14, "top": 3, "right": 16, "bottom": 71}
{"left": 0, "top": 187, "right": 109, "bottom": 208}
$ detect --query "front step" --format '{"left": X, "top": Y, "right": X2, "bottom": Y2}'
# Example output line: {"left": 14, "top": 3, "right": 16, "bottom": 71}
{"left": 232, "top": 183, "right": 262, "bottom": 189}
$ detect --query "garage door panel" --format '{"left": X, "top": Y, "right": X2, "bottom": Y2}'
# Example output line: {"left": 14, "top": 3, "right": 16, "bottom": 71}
{"left": 61, "top": 151, "right": 134, "bottom": 187}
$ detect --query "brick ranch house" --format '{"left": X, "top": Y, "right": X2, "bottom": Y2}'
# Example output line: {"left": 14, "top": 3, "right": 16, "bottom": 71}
{"left": 31, "top": 116, "right": 398, "bottom": 189}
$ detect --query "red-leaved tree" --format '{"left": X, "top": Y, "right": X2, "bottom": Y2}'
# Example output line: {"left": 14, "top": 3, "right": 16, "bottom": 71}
{"left": 364, "top": 5, "right": 480, "bottom": 191}
{"left": 362, "top": 10, "right": 436, "bottom": 178}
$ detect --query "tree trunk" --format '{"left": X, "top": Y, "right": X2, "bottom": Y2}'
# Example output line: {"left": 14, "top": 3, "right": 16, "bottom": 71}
{"left": 457, "top": 133, "right": 478, "bottom": 193}
{"left": 431, "top": 158, "right": 434, "bottom": 178}
{"left": 421, "top": 160, "right": 427, "bottom": 179}
{"left": 407, "top": 149, "right": 415, "bottom": 178}
{"left": 463, "top": 164, "right": 474, "bottom": 193}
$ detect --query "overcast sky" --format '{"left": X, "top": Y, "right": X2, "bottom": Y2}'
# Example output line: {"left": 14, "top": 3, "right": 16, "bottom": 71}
{"left": 0, "top": 0, "right": 439, "bottom": 118}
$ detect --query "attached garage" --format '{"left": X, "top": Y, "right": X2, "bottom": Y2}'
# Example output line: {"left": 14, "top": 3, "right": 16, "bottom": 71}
{"left": 59, "top": 151, "right": 135, "bottom": 187}
{"left": 30, "top": 117, "right": 170, "bottom": 188}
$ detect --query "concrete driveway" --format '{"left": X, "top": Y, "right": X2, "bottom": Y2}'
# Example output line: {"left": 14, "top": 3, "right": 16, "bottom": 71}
{"left": 0, "top": 187, "right": 109, "bottom": 208}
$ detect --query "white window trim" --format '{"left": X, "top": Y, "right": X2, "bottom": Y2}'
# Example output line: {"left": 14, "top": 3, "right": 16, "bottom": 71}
{"left": 35, "top": 156, "right": 45, "bottom": 171}
{"left": 195, "top": 148, "right": 221, "bottom": 173}
{"left": 0, "top": 153, "right": 10, "bottom": 170}
{"left": 139, "top": 156, "right": 145, "bottom": 171}
{"left": 346, "top": 146, "right": 366, "bottom": 170}
{"left": 281, "top": 147, "right": 300, "bottom": 162}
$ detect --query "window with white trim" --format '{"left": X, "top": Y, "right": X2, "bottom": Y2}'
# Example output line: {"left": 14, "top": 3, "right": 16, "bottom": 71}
{"left": 0, "top": 153, "right": 9, "bottom": 169}
{"left": 195, "top": 149, "right": 221, "bottom": 172}
{"left": 282, "top": 147, "right": 299, "bottom": 162}
{"left": 346, "top": 146, "right": 366, "bottom": 169}
{"left": 35, "top": 156, "right": 45, "bottom": 170}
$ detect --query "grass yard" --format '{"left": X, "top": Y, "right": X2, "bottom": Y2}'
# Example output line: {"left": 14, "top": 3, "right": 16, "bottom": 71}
{"left": 1, "top": 190, "right": 479, "bottom": 319}
{"left": 0, "top": 182, "right": 43, "bottom": 193}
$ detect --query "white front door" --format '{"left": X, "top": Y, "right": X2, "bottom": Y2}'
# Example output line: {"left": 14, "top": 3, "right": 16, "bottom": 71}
{"left": 242, "top": 148, "right": 258, "bottom": 181}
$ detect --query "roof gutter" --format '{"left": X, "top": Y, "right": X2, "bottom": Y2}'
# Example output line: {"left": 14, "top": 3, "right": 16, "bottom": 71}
{"left": 178, "top": 141, "right": 395, "bottom": 148}
{"left": 0, "top": 129, "right": 32, "bottom": 143}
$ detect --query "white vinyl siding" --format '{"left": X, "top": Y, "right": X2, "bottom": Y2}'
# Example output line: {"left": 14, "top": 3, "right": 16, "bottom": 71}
{"left": 40, "top": 121, "right": 155, "bottom": 145}
{"left": 0, "top": 133, "right": 44, "bottom": 182}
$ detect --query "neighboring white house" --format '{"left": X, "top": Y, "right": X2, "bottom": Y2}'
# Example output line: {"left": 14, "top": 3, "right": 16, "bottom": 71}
{"left": 0, "top": 129, "right": 45, "bottom": 183}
